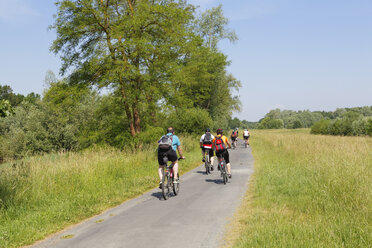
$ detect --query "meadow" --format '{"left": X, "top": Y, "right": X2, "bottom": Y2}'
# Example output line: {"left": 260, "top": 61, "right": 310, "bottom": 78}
{"left": 226, "top": 129, "right": 372, "bottom": 247}
{"left": 0, "top": 136, "right": 201, "bottom": 248}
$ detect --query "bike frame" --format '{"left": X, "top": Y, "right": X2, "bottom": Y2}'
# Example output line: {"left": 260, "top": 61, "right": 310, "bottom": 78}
{"left": 161, "top": 155, "right": 180, "bottom": 200}
{"left": 217, "top": 155, "right": 228, "bottom": 184}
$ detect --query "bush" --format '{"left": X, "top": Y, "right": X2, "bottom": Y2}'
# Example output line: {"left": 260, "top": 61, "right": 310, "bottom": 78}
{"left": 258, "top": 117, "right": 284, "bottom": 129}
{"left": 367, "top": 118, "right": 372, "bottom": 136}
{"left": 167, "top": 108, "right": 213, "bottom": 134}
{"left": 311, "top": 119, "right": 331, "bottom": 134}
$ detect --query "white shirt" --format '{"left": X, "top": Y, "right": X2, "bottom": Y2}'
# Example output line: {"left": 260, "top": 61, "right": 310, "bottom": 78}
{"left": 243, "top": 130, "right": 250, "bottom": 136}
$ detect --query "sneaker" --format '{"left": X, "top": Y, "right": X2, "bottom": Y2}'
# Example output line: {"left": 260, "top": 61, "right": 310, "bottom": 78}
{"left": 228, "top": 174, "right": 232, "bottom": 178}
{"left": 159, "top": 182, "right": 162, "bottom": 189}
{"left": 173, "top": 179, "right": 179, "bottom": 184}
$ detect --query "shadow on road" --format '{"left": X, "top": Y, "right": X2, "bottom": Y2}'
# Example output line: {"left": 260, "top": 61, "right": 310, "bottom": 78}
{"left": 205, "top": 179, "right": 226, "bottom": 185}
{"left": 151, "top": 191, "right": 165, "bottom": 200}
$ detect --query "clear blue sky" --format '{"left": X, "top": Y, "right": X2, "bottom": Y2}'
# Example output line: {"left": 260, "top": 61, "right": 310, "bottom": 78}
{"left": 1, "top": 0, "right": 371, "bottom": 121}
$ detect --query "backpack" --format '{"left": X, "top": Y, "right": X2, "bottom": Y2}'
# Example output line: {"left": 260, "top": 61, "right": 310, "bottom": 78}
{"left": 214, "top": 136, "right": 226, "bottom": 152}
{"left": 158, "top": 134, "right": 173, "bottom": 150}
{"left": 203, "top": 133, "right": 213, "bottom": 145}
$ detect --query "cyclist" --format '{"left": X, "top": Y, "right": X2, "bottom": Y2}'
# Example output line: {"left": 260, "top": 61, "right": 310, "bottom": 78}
{"left": 243, "top": 129, "right": 250, "bottom": 145}
{"left": 231, "top": 128, "right": 238, "bottom": 148}
{"left": 212, "top": 128, "right": 232, "bottom": 178}
{"left": 157, "top": 127, "right": 185, "bottom": 188}
{"left": 200, "top": 128, "right": 215, "bottom": 170}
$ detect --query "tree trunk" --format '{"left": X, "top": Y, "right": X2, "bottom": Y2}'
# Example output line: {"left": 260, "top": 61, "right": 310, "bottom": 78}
{"left": 120, "top": 84, "right": 136, "bottom": 136}
{"left": 133, "top": 103, "right": 141, "bottom": 133}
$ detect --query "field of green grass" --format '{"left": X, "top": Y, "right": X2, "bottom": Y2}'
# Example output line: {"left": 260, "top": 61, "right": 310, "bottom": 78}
{"left": 226, "top": 129, "right": 372, "bottom": 247}
{"left": 0, "top": 136, "right": 202, "bottom": 248}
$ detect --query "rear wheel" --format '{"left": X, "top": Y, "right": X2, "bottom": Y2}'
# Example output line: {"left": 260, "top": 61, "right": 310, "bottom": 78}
{"left": 161, "top": 171, "right": 171, "bottom": 200}
{"left": 205, "top": 154, "right": 210, "bottom": 174}
{"left": 173, "top": 173, "right": 180, "bottom": 195}
{"left": 221, "top": 162, "right": 228, "bottom": 184}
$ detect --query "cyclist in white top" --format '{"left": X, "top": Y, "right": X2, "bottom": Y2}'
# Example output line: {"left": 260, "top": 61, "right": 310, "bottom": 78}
{"left": 200, "top": 128, "right": 215, "bottom": 170}
{"left": 243, "top": 129, "right": 250, "bottom": 146}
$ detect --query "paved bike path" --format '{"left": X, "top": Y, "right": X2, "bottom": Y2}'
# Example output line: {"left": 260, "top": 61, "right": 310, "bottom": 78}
{"left": 31, "top": 141, "right": 254, "bottom": 248}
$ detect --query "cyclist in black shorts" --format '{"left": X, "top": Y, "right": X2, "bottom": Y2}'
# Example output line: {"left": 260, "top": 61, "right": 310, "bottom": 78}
{"left": 243, "top": 129, "right": 250, "bottom": 145}
{"left": 157, "top": 127, "right": 185, "bottom": 188}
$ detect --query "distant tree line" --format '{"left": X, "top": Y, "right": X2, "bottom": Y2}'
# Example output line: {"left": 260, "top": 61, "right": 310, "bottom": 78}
{"left": 257, "top": 109, "right": 324, "bottom": 129}
{"left": 0, "top": 2, "right": 241, "bottom": 162}
{"left": 228, "top": 117, "right": 257, "bottom": 130}
{"left": 311, "top": 107, "right": 372, "bottom": 136}
{"left": 254, "top": 107, "right": 372, "bottom": 136}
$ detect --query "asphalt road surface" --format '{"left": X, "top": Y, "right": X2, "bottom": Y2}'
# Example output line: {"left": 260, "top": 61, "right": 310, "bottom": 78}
{"left": 32, "top": 140, "right": 254, "bottom": 248}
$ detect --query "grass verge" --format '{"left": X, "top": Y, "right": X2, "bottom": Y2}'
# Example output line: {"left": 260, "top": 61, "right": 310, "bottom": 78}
{"left": 0, "top": 135, "right": 201, "bottom": 248}
{"left": 225, "top": 129, "right": 372, "bottom": 247}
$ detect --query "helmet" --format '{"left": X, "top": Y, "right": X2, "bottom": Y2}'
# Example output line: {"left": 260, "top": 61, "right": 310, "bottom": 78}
{"left": 216, "top": 128, "right": 223, "bottom": 135}
{"left": 205, "top": 128, "right": 210, "bottom": 132}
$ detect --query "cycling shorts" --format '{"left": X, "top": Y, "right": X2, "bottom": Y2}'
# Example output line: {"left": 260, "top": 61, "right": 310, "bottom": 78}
{"left": 231, "top": 136, "right": 237, "bottom": 141}
{"left": 216, "top": 150, "right": 230, "bottom": 164}
{"left": 202, "top": 147, "right": 214, "bottom": 157}
{"left": 243, "top": 135, "right": 249, "bottom": 140}
{"left": 158, "top": 148, "right": 178, "bottom": 166}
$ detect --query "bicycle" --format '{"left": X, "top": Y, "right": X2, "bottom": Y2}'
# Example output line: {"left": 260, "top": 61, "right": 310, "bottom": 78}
{"left": 231, "top": 138, "right": 237, "bottom": 149}
{"left": 203, "top": 145, "right": 213, "bottom": 175}
{"left": 161, "top": 156, "right": 182, "bottom": 200}
{"left": 244, "top": 136, "right": 249, "bottom": 148}
{"left": 217, "top": 149, "right": 229, "bottom": 185}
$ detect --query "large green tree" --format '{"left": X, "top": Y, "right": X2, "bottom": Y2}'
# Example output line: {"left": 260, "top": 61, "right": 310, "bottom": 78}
{"left": 51, "top": 0, "right": 196, "bottom": 136}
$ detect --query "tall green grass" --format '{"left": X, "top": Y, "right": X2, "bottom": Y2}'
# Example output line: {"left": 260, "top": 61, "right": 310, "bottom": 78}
{"left": 226, "top": 129, "right": 372, "bottom": 247}
{"left": 0, "top": 135, "right": 201, "bottom": 248}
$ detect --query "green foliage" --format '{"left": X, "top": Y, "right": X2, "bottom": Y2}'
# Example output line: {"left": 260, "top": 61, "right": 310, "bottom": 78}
{"left": 311, "top": 108, "right": 372, "bottom": 136}
{"left": 0, "top": 99, "right": 14, "bottom": 117}
{"left": 310, "top": 119, "right": 331, "bottom": 135}
{"left": 167, "top": 108, "right": 213, "bottom": 134}
{"left": 0, "top": 85, "right": 25, "bottom": 107}
{"left": 196, "top": 4, "right": 237, "bottom": 50}
{"left": 262, "top": 109, "right": 323, "bottom": 128}
{"left": 258, "top": 117, "right": 284, "bottom": 129}
{"left": 228, "top": 117, "right": 241, "bottom": 130}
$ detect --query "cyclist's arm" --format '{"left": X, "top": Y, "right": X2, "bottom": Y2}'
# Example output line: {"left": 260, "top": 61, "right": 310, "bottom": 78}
{"left": 177, "top": 145, "right": 184, "bottom": 159}
{"left": 225, "top": 137, "right": 232, "bottom": 148}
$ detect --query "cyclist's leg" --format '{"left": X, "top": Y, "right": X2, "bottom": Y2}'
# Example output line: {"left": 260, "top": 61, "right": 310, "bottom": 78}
{"left": 224, "top": 150, "right": 231, "bottom": 175}
{"left": 167, "top": 149, "right": 179, "bottom": 182}
{"left": 216, "top": 151, "right": 223, "bottom": 170}
{"left": 157, "top": 149, "right": 167, "bottom": 183}
{"left": 209, "top": 149, "right": 215, "bottom": 167}
{"left": 201, "top": 147, "right": 206, "bottom": 162}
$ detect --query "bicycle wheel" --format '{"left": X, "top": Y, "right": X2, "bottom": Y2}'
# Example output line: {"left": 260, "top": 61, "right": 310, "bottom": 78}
{"left": 173, "top": 173, "right": 179, "bottom": 195}
{"left": 221, "top": 163, "right": 228, "bottom": 184}
{"left": 161, "top": 171, "right": 171, "bottom": 200}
